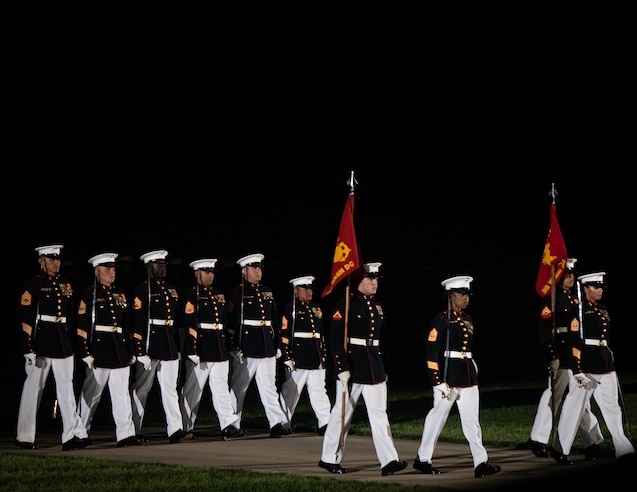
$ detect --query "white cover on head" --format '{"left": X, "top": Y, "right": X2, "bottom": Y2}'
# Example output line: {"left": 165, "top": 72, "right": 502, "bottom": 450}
{"left": 35, "top": 244, "right": 63, "bottom": 256}
{"left": 290, "top": 275, "right": 315, "bottom": 287}
{"left": 88, "top": 252, "right": 118, "bottom": 267}
{"left": 236, "top": 253, "right": 264, "bottom": 267}
{"left": 189, "top": 258, "right": 217, "bottom": 270}
{"left": 363, "top": 262, "right": 382, "bottom": 275}
{"left": 140, "top": 250, "right": 168, "bottom": 263}
{"left": 441, "top": 275, "right": 473, "bottom": 290}
{"left": 566, "top": 258, "right": 577, "bottom": 270}
{"left": 579, "top": 272, "right": 605, "bottom": 284}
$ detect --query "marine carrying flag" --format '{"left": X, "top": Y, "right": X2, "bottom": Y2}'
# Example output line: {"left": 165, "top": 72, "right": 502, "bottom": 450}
{"left": 536, "top": 203, "right": 568, "bottom": 297}
{"left": 321, "top": 193, "right": 361, "bottom": 297}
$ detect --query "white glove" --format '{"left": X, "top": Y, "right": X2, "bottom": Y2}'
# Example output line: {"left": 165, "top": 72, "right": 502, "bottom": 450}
{"left": 284, "top": 359, "right": 295, "bottom": 371}
{"left": 188, "top": 354, "right": 200, "bottom": 366}
{"left": 137, "top": 355, "right": 152, "bottom": 370}
{"left": 231, "top": 350, "right": 245, "bottom": 364}
{"left": 337, "top": 370, "right": 351, "bottom": 386}
{"left": 129, "top": 355, "right": 137, "bottom": 365}
{"left": 275, "top": 348, "right": 282, "bottom": 359}
{"left": 433, "top": 382, "right": 451, "bottom": 399}
{"left": 24, "top": 353, "right": 36, "bottom": 372}
{"left": 549, "top": 359, "right": 560, "bottom": 379}
{"left": 82, "top": 355, "right": 94, "bottom": 369}
{"left": 574, "top": 372, "right": 591, "bottom": 386}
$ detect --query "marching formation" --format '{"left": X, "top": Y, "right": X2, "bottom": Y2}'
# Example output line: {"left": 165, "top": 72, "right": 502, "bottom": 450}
{"left": 13, "top": 179, "right": 635, "bottom": 479}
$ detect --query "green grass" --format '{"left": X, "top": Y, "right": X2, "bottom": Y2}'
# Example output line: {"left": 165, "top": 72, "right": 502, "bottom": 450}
{"left": 2, "top": 374, "right": 636, "bottom": 491}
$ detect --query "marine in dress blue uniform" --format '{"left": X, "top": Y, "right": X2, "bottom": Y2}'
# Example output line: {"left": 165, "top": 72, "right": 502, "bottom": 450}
{"left": 16, "top": 244, "right": 89, "bottom": 451}
{"left": 130, "top": 249, "right": 191, "bottom": 444}
{"left": 553, "top": 272, "right": 635, "bottom": 463}
{"left": 279, "top": 275, "right": 332, "bottom": 435}
{"left": 319, "top": 262, "right": 408, "bottom": 477}
{"left": 527, "top": 258, "right": 604, "bottom": 459}
{"left": 226, "top": 253, "right": 290, "bottom": 437}
{"left": 414, "top": 275, "right": 501, "bottom": 478}
{"left": 76, "top": 252, "right": 139, "bottom": 447}
{"left": 179, "top": 258, "right": 245, "bottom": 440}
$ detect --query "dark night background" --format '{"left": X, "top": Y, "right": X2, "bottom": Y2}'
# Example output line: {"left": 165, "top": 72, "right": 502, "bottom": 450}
{"left": 3, "top": 2, "right": 634, "bottom": 421}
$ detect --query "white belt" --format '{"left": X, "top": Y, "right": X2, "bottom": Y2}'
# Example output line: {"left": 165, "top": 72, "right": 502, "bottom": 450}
{"left": 200, "top": 323, "right": 223, "bottom": 330}
{"left": 585, "top": 338, "right": 608, "bottom": 347}
{"left": 295, "top": 332, "right": 319, "bottom": 339}
{"left": 243, "top": 319, "right": 271, "bottom": 327}
{"left": 38, "top": 314, "right": 66, "bottom": 323}
{"left": 150, "top": 319, "right": 174, "bottom": 326}
{"left": 95, "top": 325, "right": 123, "bottom": 333}
{"left": 555, "top": 327, "right": 568, "bottom": 333}
{"left": 444, "top": 350, "right": 473, "bottom": 359}
{"left": 349, "top": 337, "right": 379, "bottom": 347}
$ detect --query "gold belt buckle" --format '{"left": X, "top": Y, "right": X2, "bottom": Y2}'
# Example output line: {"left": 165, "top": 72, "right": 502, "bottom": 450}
{"left": 460, "top": 351, "right": 467, "bottom": 358}
{"left": 164, "top": 320, "right": 171, "bottom": 326}
{"left": 112, "top": 326, "right": 117, "bottom": 332}
{"left": 260, "top": 320, "right": 265, "bottom": 326}
{"left": 366, "top": 339, "right": 373, "bottom": 346}
{"left": 55, "top": 316, "right": 62, "bottom": 323}
{"left": 600, "top": 340, "right": 607, "bottom": 346}
{"left": 311, "top": 333, "right": 317, "bottom": 338}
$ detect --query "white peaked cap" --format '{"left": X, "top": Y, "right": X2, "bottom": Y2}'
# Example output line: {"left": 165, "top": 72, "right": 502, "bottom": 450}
{"left": 566, "top": 258, "right": 577, "bottom": 270}
{"left": 363, "top": 262, "right": 382, "bottom": 276}
{"left": 88, "top": 252, "right": 118, "bottom": 267}
{"left": 290, "top": 275, "right": 315, "bottom": 287}
{"left": 236, "top": 253, "right": 264, "bottom": 267}
{"left": 140, "top": 250, "right": 168, "bottom": 264}
{"left": 579, "top": 272, "right": 605, "bottom": 284}
{"left": 189, "top": 258, "right": 218, "bottom": 271}
{"left": 35, "top": 244, "right": 63, "bottom": 257}
{"left": 441, "top": 275, "right": 473, "bottom": 290}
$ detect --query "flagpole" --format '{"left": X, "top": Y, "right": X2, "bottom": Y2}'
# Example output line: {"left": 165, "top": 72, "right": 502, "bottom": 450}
{"left": 548, "top": 182, "right": 559, "bottom": 445}
{"left": 339, "top": 171, "right": 356, "bottom": 450}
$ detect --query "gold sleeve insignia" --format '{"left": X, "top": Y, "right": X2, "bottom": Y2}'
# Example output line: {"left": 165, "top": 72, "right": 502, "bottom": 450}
{"left": 133, "top": 333, "right": 143, "bottom": 341}
{"left": 188, "top": 327, "right": 197, "bottom": 338}
{"left": 427, "top": 360, "right": 439, "bottom": 370}
{"left": 22, "top": 323, "right": 32, "bottom": 336}
{"left": 572, "top": 347, "right": 581, "bottom": 359}
{"left": 78, "top": 300, "right": 87, "bottom": 315}
{"left": 20, "top": 291, "right": 32, "bottom": 306}
{"left": 282, "top": 316, "right": 288, "bottom": 328}
{"left": 427, "top": 328, "right": 438, "bottom": 342}
{"left": 185, "top": 301, "right": 195, "bottom": 314}
{"left": 333, "top": 309, "right": 343, "bottom": 321}
{"left": 77, "top": 328, "right": 88, "bottom": 340}
{"left": 133, "top": 297, "right": 142, "bottom": 310}
{"left": 570, "top": 318, "right": 580, "bottom": 331}
{"left": 540, "top": 306, "right": 552, "bottom": 319}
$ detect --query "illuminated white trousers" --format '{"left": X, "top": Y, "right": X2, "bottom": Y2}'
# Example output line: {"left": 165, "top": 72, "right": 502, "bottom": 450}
{"left": 554, "top": 370, "right": 635, "bottom": 458}
{"left": 417, "top": 385, "right": 488, "bottom": 468}
{"left": 16, "top": 355, "right": 88, "bottom": 444}
{"left": 180, "top": 359, "right": 240, "bottom": 432}
{"left": 229, "top": 352, "right": 287, "bottom": 429}
{"left": 320, "top": 380, "right": 400, "bottom": 469}
{"left": 77, "top": 366, "right": 135, "bottom": 442}
{"left": 530, "top": 368, "right": 603, "bottom": 447}
{"left": 279, "top": 366, "right": 332, "bottom": 429}
{"left": 131, "top": 358, "right": 183, "bottom": 437}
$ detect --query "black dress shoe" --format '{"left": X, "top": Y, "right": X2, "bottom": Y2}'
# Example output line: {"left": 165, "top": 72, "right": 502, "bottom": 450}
{"left": 269, "top": 423, "right": 292, "bottom": 438}
{"left": 585, "top": 443, "right": 613, "bottom": 461}
{"left": 474, "top": 462, "right": 501, "bottom": 478}
{"left": 527, "top": 439, "right": 550, "bottom": 457}
{"left": 117, "top": 436, "right": 140, "bottom": 447}
{"left": 413, "top": 459, "right": 441, "bottom": 474}
{"left": 318, "top": 460, "right": 347, "bottom": 474}
{"left": 381, "top": 460, "right": 408, "bottom": 476}
{"left": 15, "top": 440, "right": 38, "bottom": 450}
{"left": 136, "top": 434, "right": 149, "bottom": 443}
{"left": 318, "top": 425, "right": 327, "bottom": 436}
{"left": 62, "top": 436, "right": 89, "bottom": 451}
{"left": 169, "top": 430, "right": 194, "bottom": 444}
{"left": 221, "top": 425, "right": 246, "bottom": 441}
{"left": 549, "top": 449, "right": 573, "bottom": 465}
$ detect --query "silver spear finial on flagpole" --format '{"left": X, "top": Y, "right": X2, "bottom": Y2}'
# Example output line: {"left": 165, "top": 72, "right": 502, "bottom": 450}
{"left": 549, "top": 182, "right": 558, "bottom": 204}
{"left": 347, "top": 170, "right": 357, "bottom": 194}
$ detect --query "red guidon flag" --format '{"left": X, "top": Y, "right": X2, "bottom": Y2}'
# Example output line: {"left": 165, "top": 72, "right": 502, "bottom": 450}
{"left": 322, "top": 193, "right": 361, "bottom": 297}
{"left": 536, "top": 203, "right": 568, "bottom": 297}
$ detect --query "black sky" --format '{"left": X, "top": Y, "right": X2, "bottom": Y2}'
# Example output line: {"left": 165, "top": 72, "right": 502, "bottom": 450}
{"left": 4, "top": 2, "right": 635, "bottom": 383}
